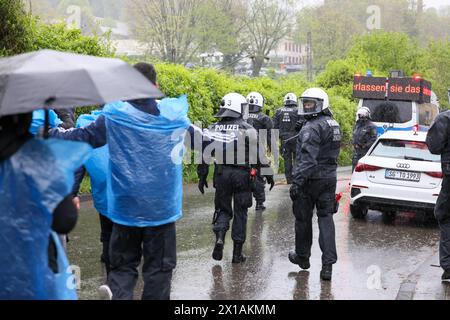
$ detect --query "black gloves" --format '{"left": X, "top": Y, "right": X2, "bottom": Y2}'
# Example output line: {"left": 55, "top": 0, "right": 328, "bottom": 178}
{"left": 295, "top": 120, "right": 306, "bottom": 132}
{"left": 197, "top": 164, "right": 209, "bottom": 194}
{"left": 265, "top": 175, "right": 275, "bottom": 191}
{"left": 290, "top": 179, "right": 305, "bottom": 201}
{"left": 198, "top": 177, "right": 208, "bottom": 194}
{"left": 289, "top": 184, "right": 300, "bottom": 201}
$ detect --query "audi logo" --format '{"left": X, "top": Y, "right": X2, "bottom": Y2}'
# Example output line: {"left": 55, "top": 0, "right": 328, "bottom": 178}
{"left": 396, "top": 163, "right": 411, "bottom": 169}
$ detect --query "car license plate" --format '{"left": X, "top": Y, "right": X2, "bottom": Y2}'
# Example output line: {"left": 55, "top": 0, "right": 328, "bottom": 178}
{"left": 385, "top": 169, "right": 421, "bottom": 182}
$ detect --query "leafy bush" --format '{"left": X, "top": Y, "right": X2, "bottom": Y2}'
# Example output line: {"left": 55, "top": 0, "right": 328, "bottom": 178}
{"left": 0, "top": 0, "right": 33, "bottom": 56}
{"left": 29, "top": 21, "right": 113, "bottom": 57}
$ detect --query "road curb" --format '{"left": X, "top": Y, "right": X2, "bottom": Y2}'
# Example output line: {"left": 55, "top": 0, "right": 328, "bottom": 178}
{"left": 396, "top": 248, "right": 443, "bottom": 300}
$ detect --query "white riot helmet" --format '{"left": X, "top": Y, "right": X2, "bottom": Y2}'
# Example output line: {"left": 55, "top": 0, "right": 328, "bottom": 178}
{"left": 215, "top": 93, "right": 249, "bottom": 119}
{"left": 284, "top": 93, "right": 298, "bottom": 107}
{"left": 246, "top": 92, "right": 264, "bottom": 113}
{"left": 299, "top": 88, "right": 329, "bottom": 117}
{"left": 357, "top": 106, "right": 371, "bottom": 120}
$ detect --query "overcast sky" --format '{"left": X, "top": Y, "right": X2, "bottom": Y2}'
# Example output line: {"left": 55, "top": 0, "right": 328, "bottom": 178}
{"left": 299, "top": 0, "right": 450, "bottom": 9}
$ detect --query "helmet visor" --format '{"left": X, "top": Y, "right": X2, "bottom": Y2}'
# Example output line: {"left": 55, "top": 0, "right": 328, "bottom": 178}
{"left": 214, "top": 108, "right": 241, "bottom": 118}
{"left": 299, "top": 98, "right": 323, "bottom": 115}
{"left": 284, "top": 100, "right": 297, "bottom": 107}
{"left": 248, "top": 104, "right": 261, "bottom": 113}
{"left": 358, "top": 113, "right": 369, "bottom": 120}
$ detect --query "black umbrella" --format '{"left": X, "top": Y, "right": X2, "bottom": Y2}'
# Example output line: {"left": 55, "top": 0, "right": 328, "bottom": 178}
{"left": 0, "top": 49, "right": 164, "bottom": 117}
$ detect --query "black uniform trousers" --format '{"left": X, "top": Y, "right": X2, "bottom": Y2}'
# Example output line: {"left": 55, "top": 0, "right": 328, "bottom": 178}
{"left": 434, "top": 175, "right": 450, "bottom": 272}
{"left": 282, "top": 139, "right": 297, "bottom": 183}
{"left": 252, "top": 172, "right": 266, "bottom": 204}
{"left": 213, "top": 166, "right": 253, "bottom": 244}
{"left": 292, "top": 178, "right": 338, "bottom": 266}
{"left": 99, "top": 213, "right": 113, "bottom": 275}
{"left": 107, "top": 222, "right": 176, "bottom": 300}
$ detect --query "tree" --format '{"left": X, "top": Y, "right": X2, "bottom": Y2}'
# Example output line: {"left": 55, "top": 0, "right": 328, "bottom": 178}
{"left": 0, "top": 0, "right": 32, "bottom": 55}
{"left": 296, "top": 2, "right": 363, "bottom": 73}
{"left": 346, "top": 31, "right": 423, "bottom": 76}
{"left": 421, "top": 40, "right": 450, "bottom": 109}
{"left": 193, "top": 0, "right": 249, "bottom": 72}
{"left": 295, "top": 0, "right": 450, "bottom": 72}
{"left": 127, "top": 0, "right": 206, "bottom": 64}
{"left": 243, "top": 0, "right": 293, "bottom": 77}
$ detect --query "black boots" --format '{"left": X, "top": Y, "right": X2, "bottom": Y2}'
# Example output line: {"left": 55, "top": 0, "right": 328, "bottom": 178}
{"left": 288, "top": 251, "right": 310, "bottom": 270}
{"left": 442, "top": 269, "right": 450, "bottom": 283}
{"left": 213, "top": 235, "right": 246, "bottom": 263}
{"left": 232, "top": 242, "right": 246, "bottom": 263}
{"left": 320, "top": 264, "right": 332, "bottom": 281}
{"left": 212, "top": 231, "right": 225, "bottom": 261}
{"left": 288, "top": 251, "right": 333, "bottom": 281}
{"left": 255, "top": 202, "right": 266, "bottom": 211}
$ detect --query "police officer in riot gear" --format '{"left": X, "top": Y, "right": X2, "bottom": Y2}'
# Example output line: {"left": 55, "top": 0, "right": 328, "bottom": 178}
{"left": 352, "top": 107, "right": 378, "bottom": 171}
{"left": 288, "top": 88, "right": 341, "bottom": 281}
{"left": 197, "top": 93, "right": 274, "bottom": 263}
{"left": 426, "top": 111, "right": 450, "bottom": 282}
{"left": 273, "top": 93, "right": 300, "bottom": 184}
{"left": 246, "top": 92, "right": 273, "bottom": 211}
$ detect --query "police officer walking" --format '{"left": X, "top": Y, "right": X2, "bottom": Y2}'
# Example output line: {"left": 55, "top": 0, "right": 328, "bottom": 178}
{"left": 352, "top": 107, "right": 378, "bottom": 171}
{"left": 273, "top": 93, "right": 300, "bottom": 184}
{"left": 197, "top": 93, "right": 274, "bottom": 263}
{"left": 426, "top": 111, "right": 450, "bottom": 282}
{"left": 246, "top": 92, "right": 273, "bottom": 211}
{"left": 288, "top": 88, "right": 341, "bottom": 281}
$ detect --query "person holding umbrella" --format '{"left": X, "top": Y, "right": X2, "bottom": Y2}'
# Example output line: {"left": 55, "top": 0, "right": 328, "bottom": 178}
{"left": 0, "top": 112, "right": 91, "bottom": 299}
{"left": 0, "top": 50, "right": 162, "bottom": 299}
{"left": 50, "top": 62, "right": 191, "bottom": 300}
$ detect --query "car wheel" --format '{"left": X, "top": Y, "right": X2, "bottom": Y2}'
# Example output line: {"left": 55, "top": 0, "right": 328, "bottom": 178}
{"left": 381, "top": 210, "right": 396, "bottom": 222}
{"left": 350, "top": 204, "right": 368, "bottom": 219}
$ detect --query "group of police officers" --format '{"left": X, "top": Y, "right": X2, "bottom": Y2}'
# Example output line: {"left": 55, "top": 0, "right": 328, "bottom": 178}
{"left": 198, "top": 87, "right": 344, "bottom": 281}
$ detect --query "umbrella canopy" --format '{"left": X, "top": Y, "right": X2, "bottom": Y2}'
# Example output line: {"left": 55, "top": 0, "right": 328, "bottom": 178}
{"left": 0, "top": 50, "right": 164, "bottom": 116}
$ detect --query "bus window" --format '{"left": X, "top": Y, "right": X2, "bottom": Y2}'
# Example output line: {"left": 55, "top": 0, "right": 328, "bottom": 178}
{"left": 362, "top": 100, "right": 413, "bottom": 123}
{"left": 418, "top": 103, "right": 439, "bottom": 126}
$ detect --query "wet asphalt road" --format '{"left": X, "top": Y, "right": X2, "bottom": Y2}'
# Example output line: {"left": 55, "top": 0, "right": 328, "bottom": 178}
{"left": 68, "top": 169, "right": 450, "bottom": 300}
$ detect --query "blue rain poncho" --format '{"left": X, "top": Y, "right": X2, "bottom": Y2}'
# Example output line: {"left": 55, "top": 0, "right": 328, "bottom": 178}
{"left": 103, "top": 96, "right": 191, "bottom": 227}
{"left": 29, "top": 109, "right": 63, "bottom": 136}
{"left": 0, "top": 138, "right": 91, "bottom": 299}
{"left": 76, "top": 110, "right": 109, "bottom": 216}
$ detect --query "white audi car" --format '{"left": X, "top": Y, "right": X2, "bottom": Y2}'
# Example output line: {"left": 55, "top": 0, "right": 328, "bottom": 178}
{"left": 350, "top": 130, "right": 442, "bottom": 219}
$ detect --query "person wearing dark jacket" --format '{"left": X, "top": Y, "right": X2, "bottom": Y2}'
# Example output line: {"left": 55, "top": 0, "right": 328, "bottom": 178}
{"left": 197, "top": 93, "right": 275, "bottom": 263}
{"left": 273, "top": 93, "right": 300, "bottom": 184}
{"left": 352, "top": 107, "right": 378, "bottom": 171}
{"left": 246, "top": 92, "right": 273, "bottom": 211}
{"left": 288, "top": 88, "right": 341, "bottom": 282}
{"left": 50, "top": 63, "right": 189, "bottom": 300}
{"left": 54, "top": 108, "right": 75, "bottom": 129}
{"left": 426, "top": 111, "right": 450, "bottom": 282}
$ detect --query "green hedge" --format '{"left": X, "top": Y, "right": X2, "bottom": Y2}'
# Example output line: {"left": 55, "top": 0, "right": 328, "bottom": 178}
{"left": 152, "top": 63, "right": 356, "bottom": 182}
{"left": 76, "top": 63, "right": 356, "bottom": 191}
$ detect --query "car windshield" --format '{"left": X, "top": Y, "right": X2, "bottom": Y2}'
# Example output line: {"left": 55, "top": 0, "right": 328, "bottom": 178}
{"left": 370, "top": 139, "right": 440, "bottom": 162}
{"left": 362, "top": 100, "right": 413, "bottom": 124}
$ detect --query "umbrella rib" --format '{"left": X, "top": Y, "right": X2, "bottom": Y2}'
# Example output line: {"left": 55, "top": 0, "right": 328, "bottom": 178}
{"left": 80, "top": 68, "right": 104, "bottom": 106}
